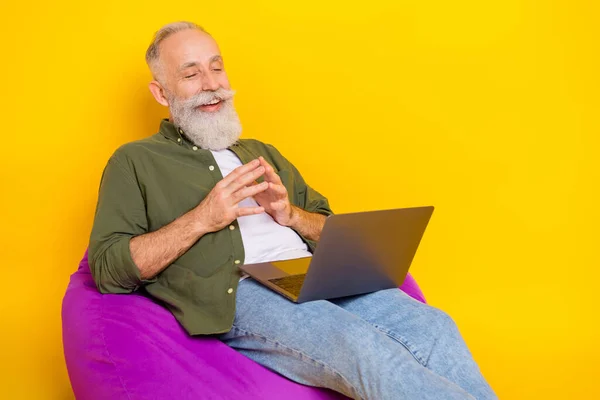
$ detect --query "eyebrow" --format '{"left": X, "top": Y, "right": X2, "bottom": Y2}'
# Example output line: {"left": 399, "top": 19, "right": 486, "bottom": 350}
{"left": 179, "top": 55, "right": 223, "bottom": 71}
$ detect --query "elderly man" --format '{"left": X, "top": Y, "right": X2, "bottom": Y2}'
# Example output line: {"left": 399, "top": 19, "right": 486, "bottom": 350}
{"left": 89, "top": 21, "right": 496, "bottom": 400}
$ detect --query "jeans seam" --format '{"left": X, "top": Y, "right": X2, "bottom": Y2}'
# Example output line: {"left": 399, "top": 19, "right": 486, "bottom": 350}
{"left": 370, "top": 323, "right": 428, "bottom": 367}
{"left": 229, "top": 325, "right": 365, "bottom": 400}
{"left": 358, "top": 326, "right": 476, "bottom": 400}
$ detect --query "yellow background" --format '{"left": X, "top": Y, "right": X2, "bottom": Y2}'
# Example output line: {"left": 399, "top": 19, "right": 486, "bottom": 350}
{"left": 1, "top": 1, "right": 598, "bottom": 398}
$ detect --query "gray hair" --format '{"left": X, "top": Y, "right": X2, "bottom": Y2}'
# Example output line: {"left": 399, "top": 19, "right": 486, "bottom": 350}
{"left": 145, "top": 21, "right": 209, "bottom": 80}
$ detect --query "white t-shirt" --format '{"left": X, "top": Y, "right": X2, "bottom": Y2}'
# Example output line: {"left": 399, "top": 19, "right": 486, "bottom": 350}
{"left": 210, "top": 150, "right": 312, "bottom": 272}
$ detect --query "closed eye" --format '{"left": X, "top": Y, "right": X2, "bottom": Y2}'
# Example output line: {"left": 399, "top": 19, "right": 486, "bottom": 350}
{"left": 185, "top": 73, "right": 198, "bottom": 79}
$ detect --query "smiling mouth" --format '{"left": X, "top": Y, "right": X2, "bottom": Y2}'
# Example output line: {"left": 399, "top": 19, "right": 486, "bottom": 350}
{"left": 197, "top": 98, "right": 223, "bottom": 112}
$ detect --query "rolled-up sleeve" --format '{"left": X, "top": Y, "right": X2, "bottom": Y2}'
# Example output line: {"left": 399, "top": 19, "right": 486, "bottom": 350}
{"left": 89, "top": 155, "right": 155, "bottom": 294}
{"left": 303, "top": 185, "right": 333, "bottom": 218}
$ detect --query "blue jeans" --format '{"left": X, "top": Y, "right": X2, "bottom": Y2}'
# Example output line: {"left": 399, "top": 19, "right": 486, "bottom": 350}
{"left": 218, "top": 279, "right": 496, "bottom": 400}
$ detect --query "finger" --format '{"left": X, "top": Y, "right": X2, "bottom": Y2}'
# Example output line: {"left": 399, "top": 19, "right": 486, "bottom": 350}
{"left": 221, "top": 159, "right": 261, "bottom": 187}
{"left": 225, "top": 165, "right": 266, "bottom": 193}
{"left": 231, "top": 181, "right": 269, "bottom": 203}
{"left": 259, "top": 157, "right": 283, "bottom": 184}
{"left": 268, "top": 182, "right": 288, "bottom": 195}
{"left": 236, "top": 206, "right": 265, "bottom": 217}
{"left": 260, "top": 157, "right": 281, "bottom": 183}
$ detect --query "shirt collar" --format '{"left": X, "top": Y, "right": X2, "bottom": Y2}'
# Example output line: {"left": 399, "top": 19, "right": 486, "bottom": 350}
{"left": 159, "top": 119, "right": 187, "bottom": 144}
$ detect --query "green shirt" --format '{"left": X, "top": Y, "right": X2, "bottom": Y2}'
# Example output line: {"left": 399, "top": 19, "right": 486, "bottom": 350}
{"left": 89, "top": 120, "right": 333, "bottom": 335}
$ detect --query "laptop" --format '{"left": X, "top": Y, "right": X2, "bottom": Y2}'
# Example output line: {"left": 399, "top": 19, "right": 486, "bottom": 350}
{"left": 240, "top": 206, "right": 434, "bottom": 303}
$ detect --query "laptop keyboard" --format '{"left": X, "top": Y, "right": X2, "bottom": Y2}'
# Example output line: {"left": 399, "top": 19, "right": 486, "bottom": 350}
{"left": 268, "top": 274, "right": 307, "bottom": 297}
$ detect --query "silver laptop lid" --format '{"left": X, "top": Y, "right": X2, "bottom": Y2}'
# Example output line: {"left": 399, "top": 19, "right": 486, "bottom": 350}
{"left": 297, "top": 206, "right": 434, "bottom": 302}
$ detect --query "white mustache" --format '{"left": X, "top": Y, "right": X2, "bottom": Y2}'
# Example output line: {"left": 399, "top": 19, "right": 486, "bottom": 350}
{"left": 181, "top": 88, "right": 236, "bottom": 108}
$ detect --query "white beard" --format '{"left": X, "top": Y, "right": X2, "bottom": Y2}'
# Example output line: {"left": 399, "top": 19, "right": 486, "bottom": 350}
{"left": 168, "top": 88, "right": 242, "bottom": 151}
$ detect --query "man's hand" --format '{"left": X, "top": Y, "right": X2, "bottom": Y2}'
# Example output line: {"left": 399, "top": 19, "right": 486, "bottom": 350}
{"left": 253, "top": 156, "right": 295, "bottom": 226}
{"left": 129, "top": 159, "right": 268, "bottom": 280}
{"left": 252, "top": 157, "right": 326, "bottom": 241}
{"left": 192, "top": 159, "right": 268, "bottom": 233}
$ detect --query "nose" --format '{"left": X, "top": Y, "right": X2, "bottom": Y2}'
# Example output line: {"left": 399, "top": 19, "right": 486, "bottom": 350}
{"left": 201, "top": 72, "right": 220, "bottom": 91}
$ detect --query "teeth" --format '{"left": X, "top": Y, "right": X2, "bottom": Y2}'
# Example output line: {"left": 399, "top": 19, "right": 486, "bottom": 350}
{"left": 206, "top": 99, "right": 220, "bottom": 105}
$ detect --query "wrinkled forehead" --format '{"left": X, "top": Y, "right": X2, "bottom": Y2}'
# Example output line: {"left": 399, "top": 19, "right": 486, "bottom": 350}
{"left": 159, "top": 29, "right": 221, "bottom": 74}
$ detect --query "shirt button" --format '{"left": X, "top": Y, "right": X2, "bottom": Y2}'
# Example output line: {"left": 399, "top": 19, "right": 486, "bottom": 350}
{"left": 209, "top": 165, "right": 215, "bottom": 171}
{"left": 234, "top": 260, "right": 241, "bottom": 265}
{"left": 229, "top": 225, "right": 235, "bottom": 231}
{"left": 177, "top": 138, "right": 181, "bottom": 143}
{"left": 227, "top": 288, "right": 233, "bottom": 294}
{"left": 178, "top": 128, "right": 184, "bottom": 134}
{"left": 192, "top": 146, "right": 198, "bottom": 151}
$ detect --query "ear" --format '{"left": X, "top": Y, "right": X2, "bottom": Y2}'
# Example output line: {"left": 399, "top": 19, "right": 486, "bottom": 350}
{"left": 149, "top": 80, "right": 170, "bottom": 107}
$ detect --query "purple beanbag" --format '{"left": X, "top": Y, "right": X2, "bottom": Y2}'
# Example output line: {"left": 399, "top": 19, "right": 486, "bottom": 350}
{"left": 62, "top": 250, "right": 426, "bottom": 399}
